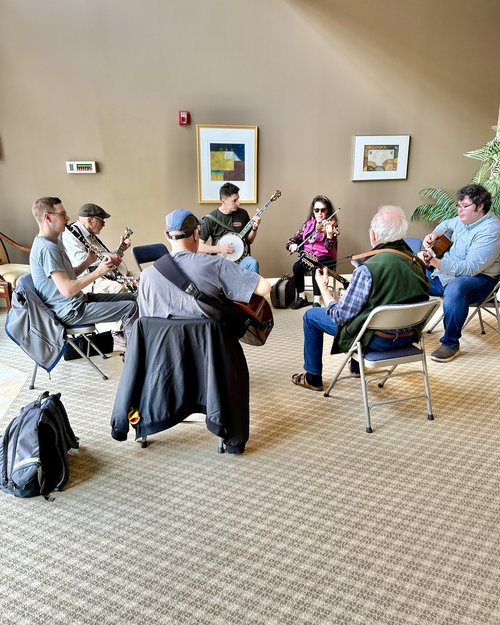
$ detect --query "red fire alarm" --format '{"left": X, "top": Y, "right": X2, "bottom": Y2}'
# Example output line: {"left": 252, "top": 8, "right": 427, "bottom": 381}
{"left": 178, "top": 110, "right": 190, "bottom": 126}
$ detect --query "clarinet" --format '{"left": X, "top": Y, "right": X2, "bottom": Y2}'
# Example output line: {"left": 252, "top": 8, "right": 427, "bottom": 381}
{"left": 65, "top": 224, "right": 138, "bottom": 294}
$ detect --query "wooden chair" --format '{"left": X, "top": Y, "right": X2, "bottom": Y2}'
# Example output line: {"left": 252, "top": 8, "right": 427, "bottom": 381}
{"left": 0, "top": 231, "right": 31, "bottom": 310}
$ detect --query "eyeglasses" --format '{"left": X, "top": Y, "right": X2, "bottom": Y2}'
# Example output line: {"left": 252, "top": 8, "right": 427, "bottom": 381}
{"left": 313, "top": 208, "right": 328, "bottom": 213}
{"left": 92, "top": 216, "right": 105, "bottom": 224}
{"left": 456, "top": 202, "right": 475, "bottom": 210}
{"left": 46, "top": 210, "right": 68, "bottom": 218}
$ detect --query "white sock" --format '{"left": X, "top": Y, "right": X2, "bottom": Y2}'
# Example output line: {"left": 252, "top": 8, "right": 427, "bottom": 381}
{"left": 299, "top": 291, "right": 307, "bottom": 300}
{"left": 313, "top": 295, "right": 321, "bottom": 304}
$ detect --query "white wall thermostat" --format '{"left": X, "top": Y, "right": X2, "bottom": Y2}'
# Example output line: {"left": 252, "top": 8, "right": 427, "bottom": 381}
{"left": 66, "top": 161, "right": 97, "bottom": 174}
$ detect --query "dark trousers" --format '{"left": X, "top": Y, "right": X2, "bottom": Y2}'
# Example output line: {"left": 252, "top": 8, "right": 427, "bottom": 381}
{"left": 293, "top": 256, "right": 337, "bottom": 296}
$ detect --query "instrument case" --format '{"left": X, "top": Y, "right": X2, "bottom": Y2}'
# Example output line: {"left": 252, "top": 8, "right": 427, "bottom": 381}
{"left": 270, "top": 274, "right": 295, "bottom": 309}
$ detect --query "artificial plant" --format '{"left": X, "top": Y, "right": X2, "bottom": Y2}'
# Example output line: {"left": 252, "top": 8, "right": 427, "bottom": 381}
{"left": 411, "top": 115, "right": 500, "bottom": 221}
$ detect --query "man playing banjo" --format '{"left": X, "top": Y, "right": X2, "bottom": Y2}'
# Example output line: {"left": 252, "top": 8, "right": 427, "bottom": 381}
{"left": 198, "top": 183, "right": 261, "bottom": 273}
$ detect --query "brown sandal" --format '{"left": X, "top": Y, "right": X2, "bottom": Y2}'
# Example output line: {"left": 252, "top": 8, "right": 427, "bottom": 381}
{"left": 291, "top": 372, "right": 323, "bottom": 391}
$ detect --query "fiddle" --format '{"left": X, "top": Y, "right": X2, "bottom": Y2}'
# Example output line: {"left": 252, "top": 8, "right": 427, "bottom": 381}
{"left": 316, "top": 211, "right": 340, "bottom": 237}
{"left": 290, "top": 208, "right": 341, "bottom": 255}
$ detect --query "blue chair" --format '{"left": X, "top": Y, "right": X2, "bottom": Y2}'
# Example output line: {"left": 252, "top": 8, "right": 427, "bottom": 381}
{"left": 403, "top": 237, "right": 423, "bottom": 254}
{"left": 324, "top": 299, "right": 441, "bottom": 433}
{"left": 132, "top": 243, "right": 168, "bottom": 272}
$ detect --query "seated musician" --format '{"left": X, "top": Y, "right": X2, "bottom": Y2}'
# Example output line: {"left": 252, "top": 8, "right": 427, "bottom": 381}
{"left": 286, "top": 194, "right": 338, "bottom": 309}
{"left": 61, "top": 203, "right": 132, "bottom": 294}
{"left": 30, "top": 197, "right": 138, "bottom": 344}
{"left": 418, "top": 184, "right": 500, "bottom": 363}
{"left": 197, "top": 182, "right": 261, "bottom": 273}
{"left": 292, "top": 205, "right": 429, "bottom": 391}
{"left": 61, "top": 203, "right": 134, "bottom": 347}
{"left": 138, "top": 209, "right": 270, "bottom": 455}
{"left": 139, "top": 208, "right": 270, "bottom": 319}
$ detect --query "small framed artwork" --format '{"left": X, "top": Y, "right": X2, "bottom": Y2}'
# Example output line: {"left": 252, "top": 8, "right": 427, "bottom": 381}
{"left": 352, "top": 135, "right": 410, "bottom": 181}
{"left": 196, "top": 124, "right": 258, "bottom": 203}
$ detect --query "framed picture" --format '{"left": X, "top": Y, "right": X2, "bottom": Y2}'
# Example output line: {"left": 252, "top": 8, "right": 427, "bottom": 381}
{"left": 196, "top": 124, "right": 258, "bottom": 203}
{"left": 352, "top": 135, "right": 410, "bottom": 181}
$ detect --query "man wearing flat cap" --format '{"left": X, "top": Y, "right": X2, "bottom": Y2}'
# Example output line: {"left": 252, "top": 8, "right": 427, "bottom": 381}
{"left": 61, "top": 203, "right": 132, "bottom": 293}
{"left": 139, "top": 209, "right": 270, "bottom": 319}
{"left": 61, "top": 202, "right": 134, "bottom": 343}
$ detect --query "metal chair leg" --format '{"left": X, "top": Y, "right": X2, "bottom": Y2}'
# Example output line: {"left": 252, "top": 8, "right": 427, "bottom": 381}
{"left": 66, "top": 337, "right": 108, "bottom": 380}
{"left": 29, "top": 363, "right": 38, "bottom": 390}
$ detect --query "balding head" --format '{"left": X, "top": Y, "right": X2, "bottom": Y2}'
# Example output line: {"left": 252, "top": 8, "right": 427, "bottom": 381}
{"left": 370, "top": 205, "right": 408, "bottom": 245}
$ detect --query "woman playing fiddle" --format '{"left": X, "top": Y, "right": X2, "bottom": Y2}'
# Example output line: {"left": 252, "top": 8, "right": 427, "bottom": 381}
{"left": 285, "top": 195, "right": 338, "bottom": 309}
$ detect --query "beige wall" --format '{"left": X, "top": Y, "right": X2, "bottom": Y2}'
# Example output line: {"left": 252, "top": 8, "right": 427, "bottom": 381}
{"left": 1, "top": 0, "right": 499, "bottom": 275}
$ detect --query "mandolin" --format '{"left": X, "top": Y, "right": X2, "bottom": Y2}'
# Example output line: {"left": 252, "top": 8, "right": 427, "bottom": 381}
{"left": 299, "top": 252, "right": 350, "bottom": 290}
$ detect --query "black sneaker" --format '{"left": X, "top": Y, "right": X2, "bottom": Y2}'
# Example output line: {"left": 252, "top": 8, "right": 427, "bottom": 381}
{"left": 223, "top": 442, "right": 245, "bottom": 454}
{"left": 291, "top": 297, "right": 311, "bottom": 310}
{"left": 349, "top": 359, "right": 361, "bottom": 377}
{"left": 431, "top": 345, "right": 459, "bottom": 362}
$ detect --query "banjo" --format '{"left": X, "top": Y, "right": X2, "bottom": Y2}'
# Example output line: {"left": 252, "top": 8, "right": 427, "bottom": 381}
{"left": 217, "top": 190, "right": 281, "bottom": 262}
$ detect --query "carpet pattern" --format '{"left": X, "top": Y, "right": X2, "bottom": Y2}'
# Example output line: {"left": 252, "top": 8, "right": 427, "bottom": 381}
{"left": 0, "top": 307, "right": 498, "bottom": 625}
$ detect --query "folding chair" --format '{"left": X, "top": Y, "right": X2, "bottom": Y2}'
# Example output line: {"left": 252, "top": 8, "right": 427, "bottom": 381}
{"left": 6, "top": 274, "right": 110, "bottom": 389}
{"left": 426, "top": 279, "right": 500, "bottom": 335}
{"left": 462, "top": 280, "right": 500, "bottom": 334}
{"left": 324, "top": 299, "right": 441, "bottom": 433}
{"left": 132, "top": 243, "right": 168, "bottom": 271}
{"left": 30, "top": 323, "right": 109, "bottom": 389}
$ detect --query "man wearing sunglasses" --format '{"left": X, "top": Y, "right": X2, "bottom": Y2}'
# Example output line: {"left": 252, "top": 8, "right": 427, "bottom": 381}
{"left": 419, "top": 184, "right": 500, "bottom": 363}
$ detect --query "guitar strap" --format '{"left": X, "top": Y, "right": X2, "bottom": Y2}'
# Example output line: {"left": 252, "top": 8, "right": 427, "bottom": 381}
{"left": 153, "top": 252, "right": 248, "bottom": 337}
{"left": 205, "top": 214, "right": 238, "bottom": 235}
{"left": 351, "top": 248, "right": 426, "bottom": 274}
{"left": 67, "top": 222, "right": 110, "bottom": 253}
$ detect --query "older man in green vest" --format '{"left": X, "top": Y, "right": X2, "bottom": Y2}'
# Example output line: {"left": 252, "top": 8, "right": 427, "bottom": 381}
{"left": 292, "top": 205, "right": 430, "bottom": 391}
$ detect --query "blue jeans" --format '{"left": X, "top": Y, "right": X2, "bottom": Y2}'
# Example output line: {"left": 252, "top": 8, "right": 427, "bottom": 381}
{"left": 239, "top": 255, "right": 259, "bottom": 274}
{"left": 303, "top": 307, "right": 415, "bottom": 376}
{"left": 427, "top": 271, "right": 497, "bottom": 348}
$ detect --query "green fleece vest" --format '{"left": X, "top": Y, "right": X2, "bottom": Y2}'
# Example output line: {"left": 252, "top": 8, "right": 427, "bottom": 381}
{"left": 333, "top": 241, "right": 429, "bottom": 353}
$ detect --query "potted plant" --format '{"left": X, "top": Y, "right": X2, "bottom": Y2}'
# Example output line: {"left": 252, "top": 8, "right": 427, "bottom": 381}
{"left": 411, "top": 120, "right": 500, "bottom": 221}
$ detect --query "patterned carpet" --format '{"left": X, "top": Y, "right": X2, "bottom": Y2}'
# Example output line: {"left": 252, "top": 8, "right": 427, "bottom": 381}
{"left": 0, "top": 306, "right": 498, "bottom": 625}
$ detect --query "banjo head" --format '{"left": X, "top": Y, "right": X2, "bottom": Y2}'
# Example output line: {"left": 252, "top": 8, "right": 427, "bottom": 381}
{"left": 217, "top": 234, "right": 245, "bottom": 261}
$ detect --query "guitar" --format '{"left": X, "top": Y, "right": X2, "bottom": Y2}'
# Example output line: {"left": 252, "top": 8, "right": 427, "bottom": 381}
{"left": 299, "top": 252, "right": 350, "bottom": 289}
{"left": 217, "top": 190, "right": 281, "bottom": 262}
{"left": 228, "top": 294, "right": 274, "bottom": 346}
{"left": 422, "top": 231, "right": 452, "bottom": 264}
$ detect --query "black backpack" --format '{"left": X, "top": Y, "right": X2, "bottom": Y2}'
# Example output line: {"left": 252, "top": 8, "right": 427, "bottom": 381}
{"left": 0, "top": 392, "right": 79, "bottom": 499}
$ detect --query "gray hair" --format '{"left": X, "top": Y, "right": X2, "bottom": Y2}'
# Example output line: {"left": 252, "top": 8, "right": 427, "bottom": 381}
{"left": 370, "top": 205, "right": 408, "bottom": 243}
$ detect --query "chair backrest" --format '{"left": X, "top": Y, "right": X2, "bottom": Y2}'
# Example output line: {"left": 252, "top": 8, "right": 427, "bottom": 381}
{"left": 132, "top": 243, "right": 168, "bottom": 271}
{"left": 403, "top": 237, "right": 423, "bottom": 254}
{"left": 0, "top": 231, "right": 31, "bottom": 265}
{"left": 360, "top": 300, "right": 441, "bottom": 336}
